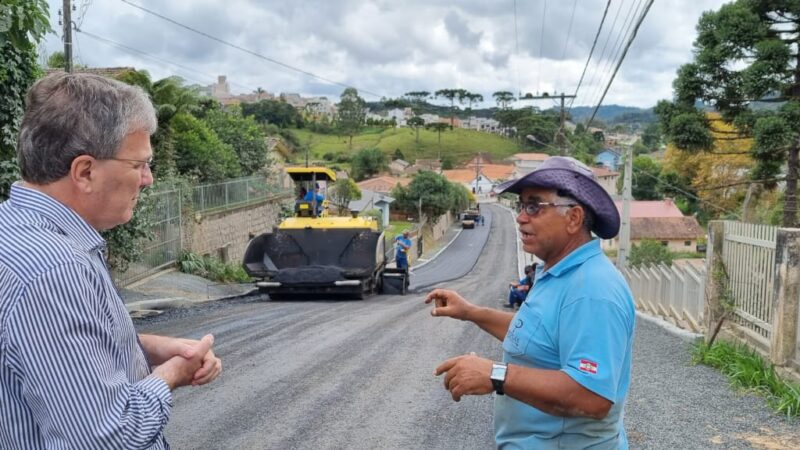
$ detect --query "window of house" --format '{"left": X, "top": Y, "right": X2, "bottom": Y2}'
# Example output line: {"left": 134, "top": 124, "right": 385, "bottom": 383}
{"left": 661, "top": 241, "right": 668, "bottom": 246}
{"left": 684, "top": 241, "right": 691, "bottom": 246}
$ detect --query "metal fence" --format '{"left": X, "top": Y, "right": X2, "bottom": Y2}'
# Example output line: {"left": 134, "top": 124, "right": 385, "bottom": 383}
{"left": 721, "top": 221, "right": 778, "bottom": 346}
{"left": 193, "top": 176, "right": 284, "bottom": 213}
{"left": 114, "top": 176, "right": 286, "bottom": 286}
{"left": 621, "top": 262, "right": 706, "bottom": 332}
{"left": 114, "top": 188, "right": 182, "bottom": 286}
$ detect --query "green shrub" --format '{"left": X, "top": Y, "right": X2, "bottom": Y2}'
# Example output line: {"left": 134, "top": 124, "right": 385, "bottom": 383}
{"left": 179, "top": 252, "right": 251, "bottom": 283}
{"left": 629, "top": 239, "right": 674, "bottom": 267}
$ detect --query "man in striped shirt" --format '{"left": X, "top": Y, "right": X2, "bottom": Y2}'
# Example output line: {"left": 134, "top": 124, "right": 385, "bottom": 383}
{"left": 0, "top": 72, "right": 222, "bottom": 448}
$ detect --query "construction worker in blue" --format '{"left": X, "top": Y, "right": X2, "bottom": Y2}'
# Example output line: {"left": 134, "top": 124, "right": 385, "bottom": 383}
{"left": 303, "top": 183, "right": 325, "bottom": 215}
{"left": 395, "top": 229, "right": 412, "bottom": 270}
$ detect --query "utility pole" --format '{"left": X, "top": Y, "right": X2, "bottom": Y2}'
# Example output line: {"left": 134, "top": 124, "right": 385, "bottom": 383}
{"left": 474, "top": 153, "right": 481, "bottom": 198}
{"left": 518, "top": 92, "right": 576, "bottom": 155}
{"left": 617, "top": 145, "right": 633, "bottom": 270}
{"left": 62, "top": 0, "right": 73, "bottom": 73}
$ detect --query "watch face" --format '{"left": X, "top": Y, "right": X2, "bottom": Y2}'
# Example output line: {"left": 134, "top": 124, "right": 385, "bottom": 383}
{"left": 491, "top": 364, "right": 507, "bottom": 380}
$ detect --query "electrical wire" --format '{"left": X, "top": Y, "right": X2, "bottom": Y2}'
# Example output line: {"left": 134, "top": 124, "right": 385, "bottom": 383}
{"left": 526, "top": 135, "right": 741, "bottom": 218}
{"left": 514, "top": 0, "right": 522, "bottom": 100}
{"left": 118, "top": 0, "right": 383, "bottom": 98}
{"left": 581, "top": 0, "right": 626, "bottom": 108}
{"left": 76, "top": 28, "right": 257, "bottom": 91}
{"left": 556, "top": 0, "right": 579, "bottom": 95}
{"left": 568, "top": 0, "right": 612, "bottom": 110}
{"left": 584, "top": 0, "right": 645, "bottom": 111}
{"left": 586, "top": 0, "right": 655, "bottom": 126}
{"left": 536, "top": 0, "right": 548, "bottom": 95}
{"left": 76, "top": 0, "right": 92, "bottom": 29}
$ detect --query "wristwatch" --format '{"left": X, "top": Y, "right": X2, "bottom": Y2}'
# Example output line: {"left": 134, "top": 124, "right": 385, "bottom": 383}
{"left": 490, "top": 362, "right": 508, "bottom": 395}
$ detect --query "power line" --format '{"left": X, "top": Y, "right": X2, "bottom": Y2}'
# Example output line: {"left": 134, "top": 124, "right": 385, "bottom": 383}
{"left": 581, "top": 0, "right": 626, "bottom": 107}
{"left": 555, "top": 0, "right": 579, "bottom": 94}
{"left": 536, "top": 0, "right": 548, "bottom": 94}
{"left": 528, "top": 135, "right": 741, "bottom": 218}
{"left": 514, "top": 0, "right": 521, "bottom": 100}
{"left": 584, "top": 0, "right": 645, "bottom": 110}
{"left": 586, "top": 0, "right": 655, "bottom": 126}
{"left": 569, "top": 0, "right": 611, "bottom": 110}
{"left": 76, "top": 28, "right": 257, "bottom": 91}
{"left": 117, "top": 0, "right": 384, "bottom": 98}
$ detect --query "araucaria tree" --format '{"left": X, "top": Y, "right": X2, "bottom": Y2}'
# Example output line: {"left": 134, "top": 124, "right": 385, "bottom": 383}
{"left": 656, "top": 0, "right": 800, "bottom": 226}
{"left": 337, "top": 88, "right": 366, "bottom": 150}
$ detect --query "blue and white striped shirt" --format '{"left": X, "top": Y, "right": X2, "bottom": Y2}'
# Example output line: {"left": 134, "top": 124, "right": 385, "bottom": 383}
{"left": 0, "top": 184, "right": 172, "bottom": 449}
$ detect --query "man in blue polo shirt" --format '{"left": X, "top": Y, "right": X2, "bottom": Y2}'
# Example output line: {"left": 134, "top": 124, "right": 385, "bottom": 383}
{"left": 425, "top": 156, "right": 635, "bottom": 449}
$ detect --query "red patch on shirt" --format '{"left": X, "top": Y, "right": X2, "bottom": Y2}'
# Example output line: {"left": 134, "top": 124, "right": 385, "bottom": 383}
{"left": 579, "top": 359, "right": 598, "bottom": 374}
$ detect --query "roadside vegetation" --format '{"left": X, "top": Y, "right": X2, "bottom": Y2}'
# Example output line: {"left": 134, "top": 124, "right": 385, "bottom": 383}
{"left": 179, "top": 252, "right": 251, "bottom": 283}
{"left": 692, "top": 340, "right": 800, "bottom": 419}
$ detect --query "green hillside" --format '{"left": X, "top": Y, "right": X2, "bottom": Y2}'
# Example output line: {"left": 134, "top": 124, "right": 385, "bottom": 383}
{"left": 288, "top": 126, "right": 521, "bottom": 165}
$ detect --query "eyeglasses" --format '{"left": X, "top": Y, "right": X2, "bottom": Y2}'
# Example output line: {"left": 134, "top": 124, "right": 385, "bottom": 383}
{"left": 516, "top": 201, "right": 577, "bottom": 216}
{"left": 106, "top": 157, "right": 154, "bottom": 172}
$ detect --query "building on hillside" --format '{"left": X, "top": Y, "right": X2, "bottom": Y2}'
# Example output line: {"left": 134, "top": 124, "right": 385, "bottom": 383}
{"left": 210, "top": 75, "right": 233, "bottom": 102}
{"left": 408, "top": 159, "right": 442, "bottom": 174}
{"left": 348, "top": 189, "right": 395, "bottom": 228}
{"left": 591, "top": 166, "right": 620, "bottom": 197}
{"left": 357, "top": 176, "right": 411, "bottom": 195}
{"left": 601, "top": 199, "right": 704, "bottom": 253}
{"left": 438, "top": 116, "right": 462, "bottom": 128}
{"left": 442, "top": 164, "right": 515, "bottom": 195}
{"left": 420, "top": 113, "right": 440, "bottom": 124}
{"left": 464, "top": 117, "right": 501, "bottom": 133}
{"left": 385, "top": 108, "right": 410, "bottom": 126}
{"left": 303, "top": 97, "right": 337, "bottom": 121}
{"left": 465, "top": 153, "right": 494, "bottom": 166}
{"left": 596, "top": 149, "right": 621, "bottom": 171}
{"left": 604, "top": 132, "right": 638, "bottom": 148}
{"left": 389, "top": 159, "right": 411, "bottom": 176}
{"left": 508, "top": 152, "right": 550, "bottom": 178}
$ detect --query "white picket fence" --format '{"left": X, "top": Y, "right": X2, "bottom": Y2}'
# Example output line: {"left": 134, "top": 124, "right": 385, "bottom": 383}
{"left": 621, "top": 262, "right": 706, "bottom": 332}
{"left": 720, "top": 221, "right": 778, "bottom": 347}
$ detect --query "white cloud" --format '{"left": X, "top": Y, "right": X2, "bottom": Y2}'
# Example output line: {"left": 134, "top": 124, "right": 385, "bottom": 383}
{"left": 45, "top": 0, "right": 729, "bottom": 108}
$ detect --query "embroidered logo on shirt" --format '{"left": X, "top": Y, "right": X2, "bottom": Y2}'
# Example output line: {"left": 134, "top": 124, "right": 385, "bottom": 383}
{"left": 579, "top": 359, "right": 598, "bottom": 374}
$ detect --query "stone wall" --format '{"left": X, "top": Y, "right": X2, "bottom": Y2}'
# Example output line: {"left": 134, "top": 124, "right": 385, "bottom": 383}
{"left": 183, "top": 196, "right": 286, "bottom": 264}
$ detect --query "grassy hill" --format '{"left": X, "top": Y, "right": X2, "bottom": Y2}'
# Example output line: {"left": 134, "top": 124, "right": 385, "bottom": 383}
{"left": 288, "top": 126, "right": 522, "bottom": 166}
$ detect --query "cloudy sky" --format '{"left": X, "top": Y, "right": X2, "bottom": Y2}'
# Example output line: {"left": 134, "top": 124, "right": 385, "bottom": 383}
{"left": 42, "top": 0, "right": 728, "bottom": 109}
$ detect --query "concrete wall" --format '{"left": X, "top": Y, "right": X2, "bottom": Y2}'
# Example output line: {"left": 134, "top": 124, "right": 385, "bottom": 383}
{"left": 183, "top": 196, "right": 285, "bottom": 264}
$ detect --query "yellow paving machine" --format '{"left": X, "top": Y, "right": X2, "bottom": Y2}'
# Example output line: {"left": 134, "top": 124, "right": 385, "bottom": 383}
{"left": 243, "top": 167, "right": 400, "bottom": 299}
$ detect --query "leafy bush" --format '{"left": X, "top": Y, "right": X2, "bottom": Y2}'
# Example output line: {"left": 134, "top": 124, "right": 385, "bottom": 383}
{"left": 102, "top": 190, "right": 155, "bottom": 272}
{"left": 0, "top": 159, "right": 21, "bottom": 201}
{"left": 629, "top": 239, "right": 674, "bottom": 268}
{"left": 170, "top": 112, "right": 241, "bottom": 181}
{"left": 203, "top": 106, "right": 269, "bottom": 175}
{"left": 179, "top": 252, "right": 251, "bottom": 283}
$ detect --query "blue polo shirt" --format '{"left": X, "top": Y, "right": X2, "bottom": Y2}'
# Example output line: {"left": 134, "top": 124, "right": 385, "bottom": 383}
{"left": 496, "top": 239, "right": 635, "bottom": 449}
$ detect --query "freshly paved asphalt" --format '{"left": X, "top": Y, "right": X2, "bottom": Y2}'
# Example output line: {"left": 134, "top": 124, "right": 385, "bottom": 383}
{"left": 408, "top": 207, "right": 493, "bottom": 292}
{"left": 134, "top": 203, "right": 800, "bottom": 449}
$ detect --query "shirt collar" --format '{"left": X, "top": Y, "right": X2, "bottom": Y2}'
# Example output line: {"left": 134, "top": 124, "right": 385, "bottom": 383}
{"left": 9, "top": 183, "right": 106, "bottom": 252}
{"left": 541, "top": 239, "right": 602, "bottom": 279}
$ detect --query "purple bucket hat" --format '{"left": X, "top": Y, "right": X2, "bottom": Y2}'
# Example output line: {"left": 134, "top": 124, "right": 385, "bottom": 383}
{"left": 495, "top": 156, "right": 620, "bottom": 239}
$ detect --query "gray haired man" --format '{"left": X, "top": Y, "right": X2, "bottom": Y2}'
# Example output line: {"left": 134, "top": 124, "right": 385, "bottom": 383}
{"left": 0, "top": 72, "right": 222, "bottom": 449}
